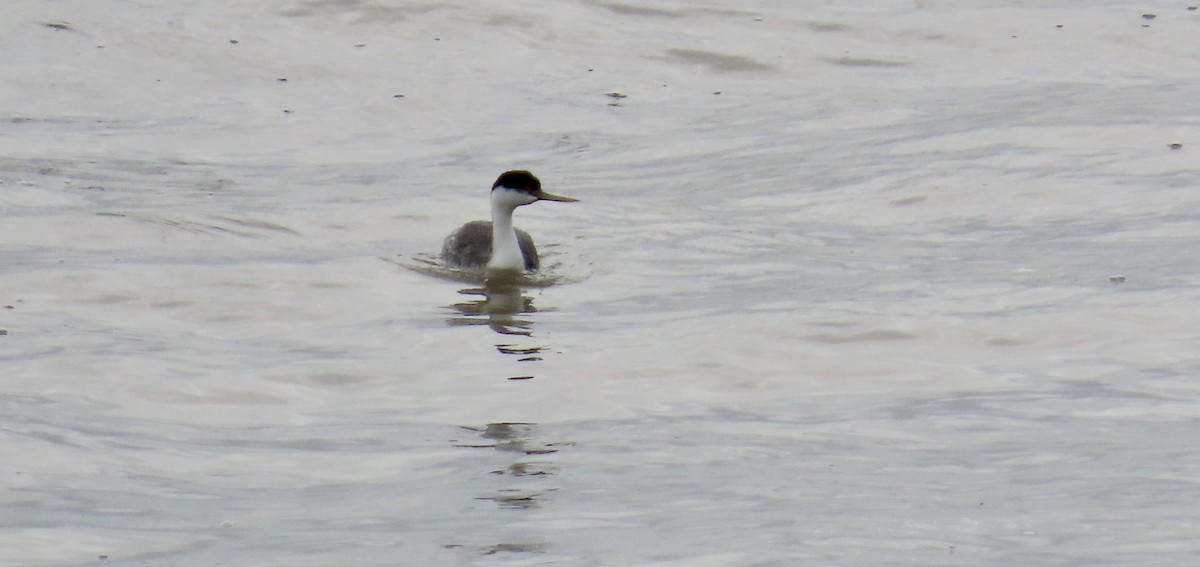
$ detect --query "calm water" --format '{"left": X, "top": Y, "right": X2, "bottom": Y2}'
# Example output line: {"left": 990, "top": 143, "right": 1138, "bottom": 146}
{"left": 4, "top": 1, "right": 1200, "bottom": 565}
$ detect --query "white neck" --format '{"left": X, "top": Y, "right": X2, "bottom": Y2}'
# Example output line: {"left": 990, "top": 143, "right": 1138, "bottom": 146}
{"left": 487, "top": 189, "right": 525, "bottom": 272}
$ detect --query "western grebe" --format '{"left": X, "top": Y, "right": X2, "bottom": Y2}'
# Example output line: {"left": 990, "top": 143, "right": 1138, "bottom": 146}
{"left": 441, "top": 170, "right": 577, "bottom": 272}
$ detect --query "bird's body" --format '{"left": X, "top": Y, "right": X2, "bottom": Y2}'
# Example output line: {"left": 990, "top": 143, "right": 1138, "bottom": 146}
{"left": 441, "top": 171, "right": 577, "bottom": 273}
{"left": 441, "top": 220, "right": 540, "bottom": 271}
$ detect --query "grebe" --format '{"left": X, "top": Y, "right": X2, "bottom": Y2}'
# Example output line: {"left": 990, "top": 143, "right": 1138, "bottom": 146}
{"left": 441, "top": 170, "right": 577, "bottom": 272}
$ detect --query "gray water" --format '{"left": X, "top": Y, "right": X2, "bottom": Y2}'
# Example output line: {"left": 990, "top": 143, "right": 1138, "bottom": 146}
{"left": 4, "top": 1, "right": 1200, "bottom": 565}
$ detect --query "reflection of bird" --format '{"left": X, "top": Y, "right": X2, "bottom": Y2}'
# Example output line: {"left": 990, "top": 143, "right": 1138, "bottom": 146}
{"left": 441, "top": 170, "right": 577, "bottom": 272}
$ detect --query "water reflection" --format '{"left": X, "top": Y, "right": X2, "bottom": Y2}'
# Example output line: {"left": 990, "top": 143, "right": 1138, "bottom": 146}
{"left": 444, "top": 279, "right": 540, "bottom": 336}
{"left": 444, "top": 278, "right": 555, "bottom": 380}
{"left": 455, "top": 422, "right": 568, "bottom": 512}
{"left": 455, "top": 423, "right": 564, "bottom": 454}
{"left": 442, "top": 278, "right": 571, "bottom": 553}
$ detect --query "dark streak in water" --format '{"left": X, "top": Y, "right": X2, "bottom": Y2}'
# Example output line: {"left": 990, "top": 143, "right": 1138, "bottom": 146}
{"left": 276, "top": 0, "right": 446, "bottom": 23}
{"left": 826, "top": 56, "right": 907, "bottom": 68}
{"left": 592, "top": 2, "right": 682, "bottom": 18}
{"left": 662, "top": 48, "right": 775, "bottom": 72}
{"left": 41, "top": 22, "right": 76, "bottom": 32}
{"left": 802, "top": 330, "right": 917, "bottom": 343}
{"left": 807, "top": 21, "right": 851, "bottom": 32}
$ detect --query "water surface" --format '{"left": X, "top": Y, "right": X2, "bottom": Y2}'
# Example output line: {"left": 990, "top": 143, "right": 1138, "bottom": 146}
{"left": 3, "top": 1, "right": 1200, "bottom": 565}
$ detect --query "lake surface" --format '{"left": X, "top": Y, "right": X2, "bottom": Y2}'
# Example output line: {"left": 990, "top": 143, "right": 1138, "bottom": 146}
{"left": 3, "top": 1, "right": 1199, "bottom": 565}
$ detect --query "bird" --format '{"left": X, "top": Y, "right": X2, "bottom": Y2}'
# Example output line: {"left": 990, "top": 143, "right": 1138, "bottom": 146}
{"left": 441, "top": 170, "right": 577, "bottom": 272}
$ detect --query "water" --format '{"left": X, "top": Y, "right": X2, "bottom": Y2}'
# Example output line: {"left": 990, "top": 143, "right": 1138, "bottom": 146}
{"left": 4, "top": 1, "right": 1200, "bottom": 565}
